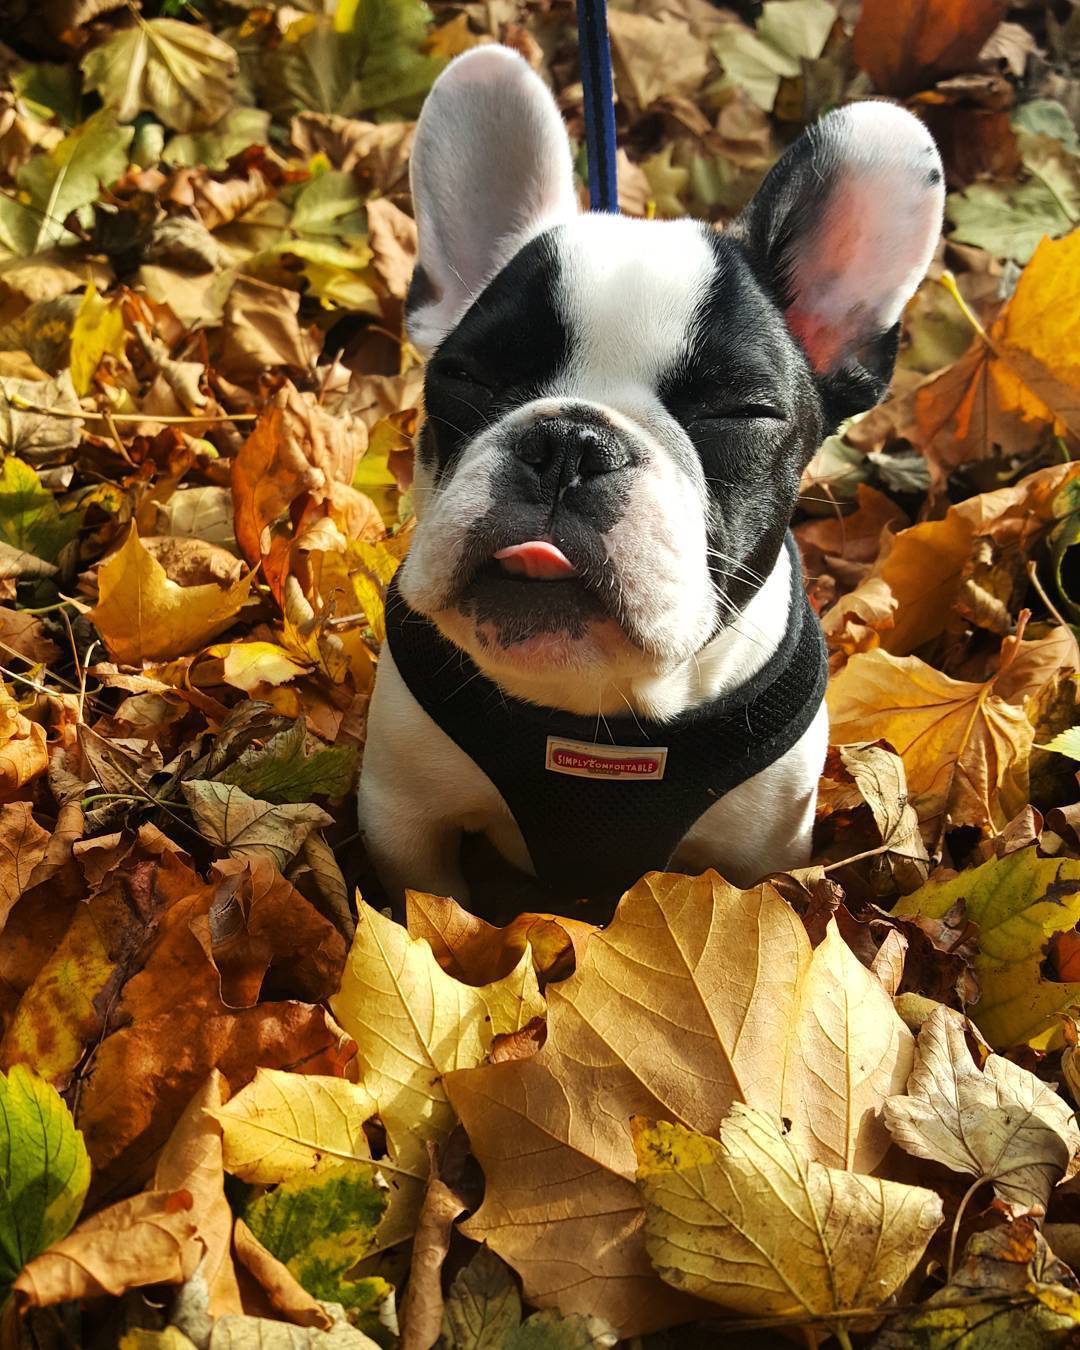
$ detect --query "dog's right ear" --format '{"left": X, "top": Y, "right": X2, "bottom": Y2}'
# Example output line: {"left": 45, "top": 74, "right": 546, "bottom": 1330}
{"left": 406, "top": 46, "right": 578, "bottom": 354}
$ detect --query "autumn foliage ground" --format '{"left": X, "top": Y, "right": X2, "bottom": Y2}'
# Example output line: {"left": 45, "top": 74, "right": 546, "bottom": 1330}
{"left": 2, "top": 0, "right": 1080, "bottom": 1346}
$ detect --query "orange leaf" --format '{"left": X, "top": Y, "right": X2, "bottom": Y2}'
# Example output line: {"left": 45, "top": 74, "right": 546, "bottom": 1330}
{"left": 853, "top": 0, "right": 1005, "bottom": 95}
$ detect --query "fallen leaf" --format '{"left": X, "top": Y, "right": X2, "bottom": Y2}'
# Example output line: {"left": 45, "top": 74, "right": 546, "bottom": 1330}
{"left": 365, "top": 197, "right": 417, "bottom": 300}
{"left": 0, "top": 1064, "right": 90, "bottom": 1299}
{"left": 884, "top": 1006, "right": 1080, "bottom": 1214}
{"left": 399, "top": 1164, "right": 465, "bottom": 1350}
{"left": 210, "top": 1308, "right": 380, "bottom": 1347}
{"left": 894, "top": 845, "right": 1080, "bottom": 1047}
{"left": 182, "top": 782, "right": 332, "bottom": 871}
{"left": 232, "top": 1218, "right": 333, "bottom": 1331}
{"left": 0, "top": 803, "right": 49, "bottom": 931}
{"left": 827, "top": 646, "right": 1040, "bottom": 836}
{"left": 853, "top": 0, "right": 1005, "bottom": 94}
{"left": 154, "top": 1070, "right": 243, "bottom": 1317}
{"left": 331, "top": 901, "right": 545, "bottom": 1180}
{"left": 69, "top": 283, "right": 126, "bottom": 396}
{"left": 445, "top": 872, "right": 914, "bottom": 1334}
{"left": 82, "top": 17, "right": 238, "bottom": 132}
{"left": 0, "top": 455, "right": 81, "bottom": 563}
{"left": 0, "top": 371, "right": 82, "bottom": 461}
{"left": 243, "top": 1162, "right": 392, "bottom": 1331}
{"left": 213, "top": 1068, "right": 377, "bottom": 1184}
{"left": 216, "top": 719, "right": 357, "bottom": 803}
{"left": 875, "top": 1216, "right": 1080, "bottom": 1346}
{"left": 633, "top": 1109, "right": 942, "bottom": 1323}
{"left": 405, "top": 890, "right": 589, "bottom": 985}
{"left": 192, "top": 856, "right": 346, "bottom": 1008}
{"left": 88, "top": 524, "right": 254, "bottom": 665}
{"left": 0, "top": 110, "right": 133, "bottom": 255}
{"left": 13, "top": 1189, "right": 202, "bottom": 1308}
{"left": 440, "top": 1246, "right": 522, "bottom": 1349}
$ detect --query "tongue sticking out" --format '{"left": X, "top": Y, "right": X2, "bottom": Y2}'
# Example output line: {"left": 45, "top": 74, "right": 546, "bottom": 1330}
{"left": 494, "top": 541, "right": 577, "bottom": 580}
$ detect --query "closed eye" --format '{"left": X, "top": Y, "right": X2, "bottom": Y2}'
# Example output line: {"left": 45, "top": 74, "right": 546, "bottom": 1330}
{"left": 432, "top": 361, "right": 491, "bottom": 389}
{"left": 700, "top": 404, "right": 785, "bottom": 421}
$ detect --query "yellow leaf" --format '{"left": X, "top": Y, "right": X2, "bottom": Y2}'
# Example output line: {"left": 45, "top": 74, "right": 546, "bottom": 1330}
{"left": 330, "top": 901, "right": 544, "bottom": 1180}
{"left": 212, "top": 1068, "right": 377, "bottom": 1185}
{"left": 445, "top": 873, "right": 914, "bottom": 1335}
{"left": 88, "top": 524, "right": 254, "bottom": 665}
{"left": 633, "top": 1109, "right": 942, "bottom": 1322}
{"left": 894, "top": 846, "right": 1080, "bottom": 1048}
{"left": 69, "top": 284, "right": 126, "bottom": 397}
{"left": 884, "top": 1006, "right": 1080, "bottom": 1211}
{"left": 827, "top": 647, "right": 1036, "bottom": 835}
{"left": 210, "top": 641, "right": 311, "bottom": 693}
{"left": 859, "top": 461, "right": 1080, "bottom": 656}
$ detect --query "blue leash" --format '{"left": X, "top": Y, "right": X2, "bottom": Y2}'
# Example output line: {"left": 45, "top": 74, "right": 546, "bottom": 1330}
{"left": 576, "top": 0, "right": 619, "bottom": 212}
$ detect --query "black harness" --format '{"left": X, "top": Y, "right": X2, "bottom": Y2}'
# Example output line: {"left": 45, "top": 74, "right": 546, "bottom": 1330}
{"left": 385, "top": 533, "right": 827, "bottom": 898}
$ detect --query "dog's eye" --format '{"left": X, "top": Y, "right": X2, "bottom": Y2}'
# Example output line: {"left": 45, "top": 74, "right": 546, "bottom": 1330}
{"left": 701, "top": 404, "right": 785, "bottom": 422}
{"left": 435, "top": 361, "right": 488, "bottom": 388}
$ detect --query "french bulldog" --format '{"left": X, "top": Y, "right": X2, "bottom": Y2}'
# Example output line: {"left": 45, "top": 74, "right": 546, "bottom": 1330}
{"left": 358, "top": 45, "right": 943, "bottom": 906}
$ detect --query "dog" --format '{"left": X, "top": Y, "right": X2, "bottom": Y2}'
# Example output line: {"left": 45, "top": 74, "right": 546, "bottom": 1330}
{"left": 358, "top": 45, "right": 943, "bottom": 906}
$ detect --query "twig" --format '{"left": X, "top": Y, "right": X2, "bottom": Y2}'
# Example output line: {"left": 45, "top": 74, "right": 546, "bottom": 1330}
{"left": 1027, "top": 560, "right": 1070, "bottom": 629}
{"left": 6, "top": 397, "right": 258, "bottom": 425}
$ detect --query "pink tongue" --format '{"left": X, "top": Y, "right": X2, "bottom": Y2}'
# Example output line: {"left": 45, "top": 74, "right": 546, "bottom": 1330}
{"left": 494, "top": 540, "right": 577, "bottom": 580}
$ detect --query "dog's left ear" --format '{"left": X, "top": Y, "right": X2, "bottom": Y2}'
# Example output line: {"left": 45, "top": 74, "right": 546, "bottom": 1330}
{"left": 735, "top": 102, "right": 944, "bottom": 422}
{"left": 406, "top": 46, "right": 578, "bottom": 354}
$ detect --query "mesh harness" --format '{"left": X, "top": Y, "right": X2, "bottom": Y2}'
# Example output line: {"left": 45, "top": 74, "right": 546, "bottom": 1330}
{"left": 384, "top": 533, "right": 828, "bottom": 897}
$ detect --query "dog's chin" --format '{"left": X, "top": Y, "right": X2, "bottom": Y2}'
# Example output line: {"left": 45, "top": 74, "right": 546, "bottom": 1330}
{"left": 430, "top": 568, "right": 643, "bottom": 681}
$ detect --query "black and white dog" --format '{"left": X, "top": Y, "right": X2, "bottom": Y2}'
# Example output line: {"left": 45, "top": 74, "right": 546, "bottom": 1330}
{"left": 359, "top": 46, "right": 943, "bottom": 904}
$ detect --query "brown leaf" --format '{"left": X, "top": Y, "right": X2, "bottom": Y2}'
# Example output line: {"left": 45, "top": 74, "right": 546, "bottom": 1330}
{"left": 405, "top": 890, "right": 591, "bottom": 985}
{"left": 76, "top": 1002, "right": 356, "bottom": 1202}
{"left": 191, "top": 856, "right": 346, "bottom": 1008}
{"left": 219, "top": 277, "right": 318, "bottom": 380}
{"left": 232, "top": 1218, "right": 332, "bottom": 1331}
{"left": 853, "top": 0, "right": 1006, "bottom": 94}
{"left": 13, "top": 1189, "right": 202, "bottom": 1308}
{"left": 366, "top": 198, "right": 417, "bottom": 301}
{"left": 399, "top": 1159, "right": 466, "bottom": 1350}
{"left": 0, "top": 802, "right": 49, "bottom": 934}
{"left": 154, "top": 1071, "right": 243, "bottom": 1317}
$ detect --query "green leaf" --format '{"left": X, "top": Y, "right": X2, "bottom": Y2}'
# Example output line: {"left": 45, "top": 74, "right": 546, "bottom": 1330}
{"left": 10, "top": 64, "right": 82, "bottom": 127}
{"left": 712, "top": 0, "right": 835, "bottom": 112}
{"left": 0, "top": 1064, "right": 91, "bottom": 1298}
{"left": 291, "top": 172, "right": 367, "bottom": 241}
{"left": 894, "top": 846, "right": 1080, "bottom": 1048}
{"left": 0, "top": 457, "right": 82, "bottom": 563}
{"left": 1012, "top": 99, "right": 1080, "bottom": 153}
{"left": 441, "top": 1247, "right": 522, "bottom": 1350}
{"left": 946, "top": 177, "right": 1078, "bottom": 264}
{"left": 0, "top": 111, "right": 133, "bottom": 257}
{"left": 81, "top": 17, "right": 238, "bottom": 133}
{"left": 216, "top": 719, "right": 358, "bottom": 803}
{"left": 349, "top": 0, "right": 445, "bottom": 116}
{"left": 243, "top": 1162, "right": 392, "bottom": 1327}
{"left": 1040, "top": 726, "right": 1080, "bottom": 760}
{"left": 163, "top": 108, "right": 271, "bottom": 170}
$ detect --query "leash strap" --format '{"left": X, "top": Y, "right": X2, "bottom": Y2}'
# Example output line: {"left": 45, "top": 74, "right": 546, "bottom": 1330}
{"left": 576, "top": 0, "right": 619, "bottom": 212}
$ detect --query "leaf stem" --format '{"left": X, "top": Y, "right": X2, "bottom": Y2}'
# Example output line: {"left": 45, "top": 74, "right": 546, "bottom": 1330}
{"left": 947, "top": 1174, "right": 987, "bottom": 1280}
{"left": 833, "top": 1328, "right": 855, "bottom": 1350}
{"left": 939, "top": 270, "right": 991, "bottom": 344}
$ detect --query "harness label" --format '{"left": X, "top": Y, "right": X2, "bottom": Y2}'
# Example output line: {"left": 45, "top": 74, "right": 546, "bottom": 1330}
{"left": 545, "top": 736, "right": 668, "bottom": 781}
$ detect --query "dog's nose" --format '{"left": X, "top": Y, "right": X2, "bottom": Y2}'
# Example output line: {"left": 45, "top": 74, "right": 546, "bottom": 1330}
{"left": 514, "top": 418, "right": 630, "bottom": 478}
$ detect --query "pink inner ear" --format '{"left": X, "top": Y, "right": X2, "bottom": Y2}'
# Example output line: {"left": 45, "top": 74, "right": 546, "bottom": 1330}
{"left": 782, "top": 165, "right": 935, "bottom": 376}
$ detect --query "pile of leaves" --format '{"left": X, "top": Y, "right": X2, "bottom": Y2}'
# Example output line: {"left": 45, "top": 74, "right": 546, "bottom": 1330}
{"left": 2, "top": 0, "right": 1080, "bottom": 1345}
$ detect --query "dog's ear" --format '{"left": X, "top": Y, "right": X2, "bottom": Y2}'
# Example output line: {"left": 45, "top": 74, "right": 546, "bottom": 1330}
{"left": 735, "top": 102, "right": 943, "bottom": 422}
{"left": 406, "top": 46, "right": 578, "bottom": 354}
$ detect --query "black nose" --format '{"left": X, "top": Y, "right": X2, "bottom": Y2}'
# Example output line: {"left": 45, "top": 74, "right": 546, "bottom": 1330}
{"left": 513, "top": 417, "right": 631, "bottom": 479}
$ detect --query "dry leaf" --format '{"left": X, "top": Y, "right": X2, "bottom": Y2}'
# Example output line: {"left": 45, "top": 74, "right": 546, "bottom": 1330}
{"left": 154, "top": 1070, "right": 243, "bottom": 1316}
{"left": 884, "top": 1006, "right": 1080, "bottom": 1214}
{"left": 633, "top": 1109, "right": 943, "bottom": 1320}
{"left": 13, "top": 1189, "right": 202, "bottom": 1307}
{"left": 88, "top": 525, "right": 254, "bottom": 666}
{"left": 331, "top": 901, "right": 545, "bottom": 1180}
{"left": 445, "top": 872, "right": 913, "bottom": 1334}
{"left": 212, "top": 1068, "right": 377, "bottom": 1184}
